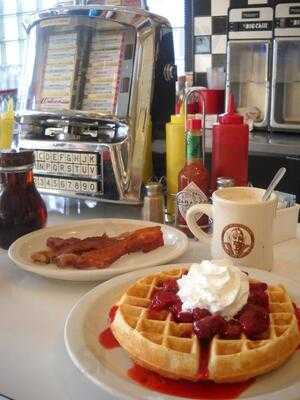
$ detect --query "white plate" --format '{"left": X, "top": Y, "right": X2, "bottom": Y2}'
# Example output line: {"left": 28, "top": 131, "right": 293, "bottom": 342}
{"left": 8, "top": 219, "right": 188, "bottom": 282}
{"left": 64, "top": 264, "right": 300, "bottom": 400}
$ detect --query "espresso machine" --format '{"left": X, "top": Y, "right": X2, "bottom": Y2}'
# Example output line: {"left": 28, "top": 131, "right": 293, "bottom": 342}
{"left": 270, "top": 1, "right": 300, "bottom": 131}
{"left": 226, "top": 0, "right": 274, "bottom": 129}
{"left": 17, "top": 2, "right": 176, "bottom": 204}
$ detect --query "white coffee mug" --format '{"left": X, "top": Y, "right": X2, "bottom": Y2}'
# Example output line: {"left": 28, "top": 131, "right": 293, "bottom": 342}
{"left": 186, "top": 187, "right": 278, "bottom": 270}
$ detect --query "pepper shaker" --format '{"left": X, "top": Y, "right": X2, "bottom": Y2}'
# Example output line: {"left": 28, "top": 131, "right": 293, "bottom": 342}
{"left": 142, "top": 182, "right": 165, "bottom": 224}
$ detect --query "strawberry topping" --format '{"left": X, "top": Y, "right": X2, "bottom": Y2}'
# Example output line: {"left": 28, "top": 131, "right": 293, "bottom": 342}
{"left": 248, "top": 282, "right": 269, "bottom": 311}
{"left": 220, "top": 320, "right": 242, "bottom": 339}
{"left": 162, "top": 279, "right": 179, "bottom": 292}
{"left": 238, "top": 304, "right": 269, "bottom": 338}
{"left": 148, "top": 278, "right": 270, "bottom": 341}
{"left": 194, "top": 315, "right": 226, "bottom": 340}
{"left": 193, "top": 308, "right": 212, "bottom": 321}
{"left": 150, "top": 291, "right": 179, "bottom": 311}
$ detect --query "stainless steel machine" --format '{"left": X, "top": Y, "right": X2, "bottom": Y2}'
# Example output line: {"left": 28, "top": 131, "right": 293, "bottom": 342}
{"left": 271, "top": 1, "right": 300, "bottom": 131}
{"left": 226, "top": 0, "right": 274, "bottom": 129}
{"left": 17, "top": 2, "right": 176, "bottom": 203}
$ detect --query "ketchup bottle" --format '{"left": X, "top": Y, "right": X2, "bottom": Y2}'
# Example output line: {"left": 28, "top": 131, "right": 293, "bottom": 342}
{"left": 177, "top": 118, "right": 210, "bottom": 238}
{"left": 211, "top": 94, "right": 249, "bottom": 192}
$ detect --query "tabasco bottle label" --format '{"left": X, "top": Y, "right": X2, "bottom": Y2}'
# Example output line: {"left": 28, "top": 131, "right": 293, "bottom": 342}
{"left": 187, "top": 133, "right": 202, "bottom": 162}
{"left": 177, "top": 181, "right": 208, "bottom": 220}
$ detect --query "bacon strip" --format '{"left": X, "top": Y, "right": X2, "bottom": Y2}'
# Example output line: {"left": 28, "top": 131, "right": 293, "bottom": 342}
{"left": 46, "top": 234, "right": 119, "bottom": 256}
{"left": 32, "top": 226, "right": 164, "bottom": 270}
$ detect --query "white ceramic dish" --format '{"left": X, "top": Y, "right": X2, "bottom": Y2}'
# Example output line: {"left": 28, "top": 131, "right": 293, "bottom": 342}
{"left": 64, "top": 263, "right": 300, "bottom": 400}
{"left": 8, "top": 219, "right": 188, "bottom": 282}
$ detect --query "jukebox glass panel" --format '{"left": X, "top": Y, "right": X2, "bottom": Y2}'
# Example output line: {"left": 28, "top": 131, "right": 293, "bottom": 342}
{"left": 273, "top": 39, "right": 300, "bottom": 125}
{"left": 227, "top": 41, "right": 270, "bottom": 124}
{"left": 21, "top": 15, "right": 136, "bottom": 117}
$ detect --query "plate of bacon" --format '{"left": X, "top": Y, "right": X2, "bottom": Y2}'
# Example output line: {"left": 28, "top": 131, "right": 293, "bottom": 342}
{"left": 8, "top": 219, "right": 188, "bottom": 281}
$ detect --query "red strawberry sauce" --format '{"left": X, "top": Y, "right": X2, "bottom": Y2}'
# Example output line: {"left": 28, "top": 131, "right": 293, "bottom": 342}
{"left": 293, "top": 303, "right": 300, "bottom": 350}
{"left": 109, "top": 305, "right": 118, "bottom": 323}
{"left": 197, "top": 344, "right": 209, "bottom": 380}
{"left": 98, "top": 306, "right": 120, "bottom": 349}
{"left": 127, "top": 339, "right": 253, "bottom": 399}
{"left": 99, "top": 304, "right": 254, "bottom": 399}
{"left": 128, "top": 364, "right": 254, "bottom": 400}
{"left": 99, "top": 291, "right": 300, "bottom": 398}
{"left": 98, "top": 328, "right": 120, "bottom": 349}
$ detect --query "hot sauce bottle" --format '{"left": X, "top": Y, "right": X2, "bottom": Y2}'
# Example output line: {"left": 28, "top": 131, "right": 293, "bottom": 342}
{"left": 177, "top": 119, "right": 209, "bottom": 238}
{"left": 0, "top": 150, "right": 47, "bottom": 249}
{"left": 211, "top": 94, "right": 249, "bottom": 192}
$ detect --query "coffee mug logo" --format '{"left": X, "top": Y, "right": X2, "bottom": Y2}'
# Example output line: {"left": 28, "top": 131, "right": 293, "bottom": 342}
{"left": 222, "top": 224, "right": 255, "bottom": 259}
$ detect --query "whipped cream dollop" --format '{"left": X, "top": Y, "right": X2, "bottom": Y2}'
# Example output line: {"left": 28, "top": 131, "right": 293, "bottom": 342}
{"left": 177, "top": 259, "right": 249, "bottom": 320}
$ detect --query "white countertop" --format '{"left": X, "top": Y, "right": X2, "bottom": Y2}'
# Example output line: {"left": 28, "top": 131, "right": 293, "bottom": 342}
{"left": 0, "top": 197, "right": 300, "bottom": 400}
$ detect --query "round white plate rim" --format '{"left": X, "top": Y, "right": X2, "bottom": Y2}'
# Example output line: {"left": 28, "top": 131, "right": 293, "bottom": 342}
{"left": 64, "top": 263, "right": 300, "bottom": 400}
{"left": 8, "top": 218, "right": 188, "bottom": 281}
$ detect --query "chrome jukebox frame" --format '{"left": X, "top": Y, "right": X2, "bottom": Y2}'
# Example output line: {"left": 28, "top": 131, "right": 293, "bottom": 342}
{"left": 17, "top": 4, "right": 176, "bottom": 204}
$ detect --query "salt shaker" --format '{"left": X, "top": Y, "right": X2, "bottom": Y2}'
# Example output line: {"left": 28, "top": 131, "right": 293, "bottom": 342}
{"left": 142, "top": 182, "right": 165, "bottom": 224}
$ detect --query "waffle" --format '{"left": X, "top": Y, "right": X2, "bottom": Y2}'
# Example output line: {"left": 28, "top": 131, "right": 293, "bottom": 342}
{"left": 111, "top": 268, "right": 300, "bottom": 383}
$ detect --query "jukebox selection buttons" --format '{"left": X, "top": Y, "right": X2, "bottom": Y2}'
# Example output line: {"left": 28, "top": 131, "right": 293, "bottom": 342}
{"left": 34, "top": 150, "right": 100, "bottom": 179}
{"left": 33, "top": 150, "right": 103, "bottom": 195}
{"left": 35, "top": 176, "right": 99, "bottom": 195}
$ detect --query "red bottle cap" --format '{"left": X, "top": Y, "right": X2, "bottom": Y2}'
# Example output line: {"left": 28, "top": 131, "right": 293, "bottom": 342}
{"left": 187, "top": 118, "right": 202, "bottom": 131}
{"left": 218, "top": 93, "right": 244, "bottom": 125}
{"left": 187, "top": 99, "right": 200, "bottom": 114}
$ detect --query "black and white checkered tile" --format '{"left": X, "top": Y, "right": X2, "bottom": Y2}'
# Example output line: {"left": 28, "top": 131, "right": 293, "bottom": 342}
{"left": 193, "top": 0, "right": 230, "bottom": 85}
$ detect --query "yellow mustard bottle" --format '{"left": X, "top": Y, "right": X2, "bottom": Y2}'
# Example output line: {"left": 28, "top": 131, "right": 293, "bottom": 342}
{"left": 166, "top": 112, "right": 186, "bottom": 220}
{"left": 0, "top": 98, "right": 14, "bottom": 150}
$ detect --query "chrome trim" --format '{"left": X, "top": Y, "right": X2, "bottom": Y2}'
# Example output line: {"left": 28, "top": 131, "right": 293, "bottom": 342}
{"left": 18, "top": 5, "right": 174, "bottom": 203}
{"left": 37, "top": 187, "right": 142, "bottom": 205}
{"left": 27, "top": 5, "right": 170, "bottom": 33}
{"left": 19, "top": 138, "right": 110, "bottom": 152}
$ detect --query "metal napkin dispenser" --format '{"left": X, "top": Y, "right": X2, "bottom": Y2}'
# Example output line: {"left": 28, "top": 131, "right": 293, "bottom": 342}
{"left": 17, "top": 4, "right": 176, "bottom": 203}
{"left": 271, "top": 1, "right": 300, "bottom": 132}
{"left": 226, "top": 0, "right": 274, "bottom": 129}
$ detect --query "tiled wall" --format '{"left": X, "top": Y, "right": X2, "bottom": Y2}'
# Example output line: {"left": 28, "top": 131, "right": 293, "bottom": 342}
{"left": 192, "top": 0, "right": 230, "bottom": 86}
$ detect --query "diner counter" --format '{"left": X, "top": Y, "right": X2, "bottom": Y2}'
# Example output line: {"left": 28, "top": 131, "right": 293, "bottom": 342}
{"left": 205, "top": 130, "right": 300, "bottom": 157}
{"left": 1, "top": 196, "right": 300, "bottom": 400}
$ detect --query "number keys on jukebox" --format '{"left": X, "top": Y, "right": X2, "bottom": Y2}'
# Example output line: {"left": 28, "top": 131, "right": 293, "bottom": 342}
{"left": 34, "top": 176, "right": 98, "bottom": 194}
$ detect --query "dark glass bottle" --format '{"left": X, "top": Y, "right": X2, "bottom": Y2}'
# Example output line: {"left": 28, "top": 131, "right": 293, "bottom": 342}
{"left": 0, "top": 150, "right": 47, "bottom": 249}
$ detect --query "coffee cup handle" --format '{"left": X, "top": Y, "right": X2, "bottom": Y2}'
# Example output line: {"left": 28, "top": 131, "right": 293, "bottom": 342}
{"left": 186, "top": 204, "right": 213, "bottom": 245}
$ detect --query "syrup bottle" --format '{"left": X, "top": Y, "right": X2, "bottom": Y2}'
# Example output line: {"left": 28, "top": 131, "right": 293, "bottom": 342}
{"left": 210, "top": 94, "right": 249, "bottom": 192}
{"left": 0, "top": 150, "right": 47, "bottom": 249}
{"left": 177, "top": 118, "right": 209, "bottom": 238}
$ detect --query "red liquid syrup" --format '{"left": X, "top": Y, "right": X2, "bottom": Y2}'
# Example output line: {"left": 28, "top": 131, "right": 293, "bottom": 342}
{"left": 99, "top": 306, "right": 120, "bottom": 349}
{"left": 98, "top": 328, "right": 120, "bottom": 349}
{"left": 292, "top": 303, "right": 300, "bottom": 350}
{"left": 100, "top": 305, "right": 254, "bottom": 398}
{"left": 197, "top": 344, "right": 209, "bottom": 380}
{"left": 109, "top": 305, "right": 118, "bottom": 323}
{"left": 128, "top": 364, "right": 254, "bottom": 400}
